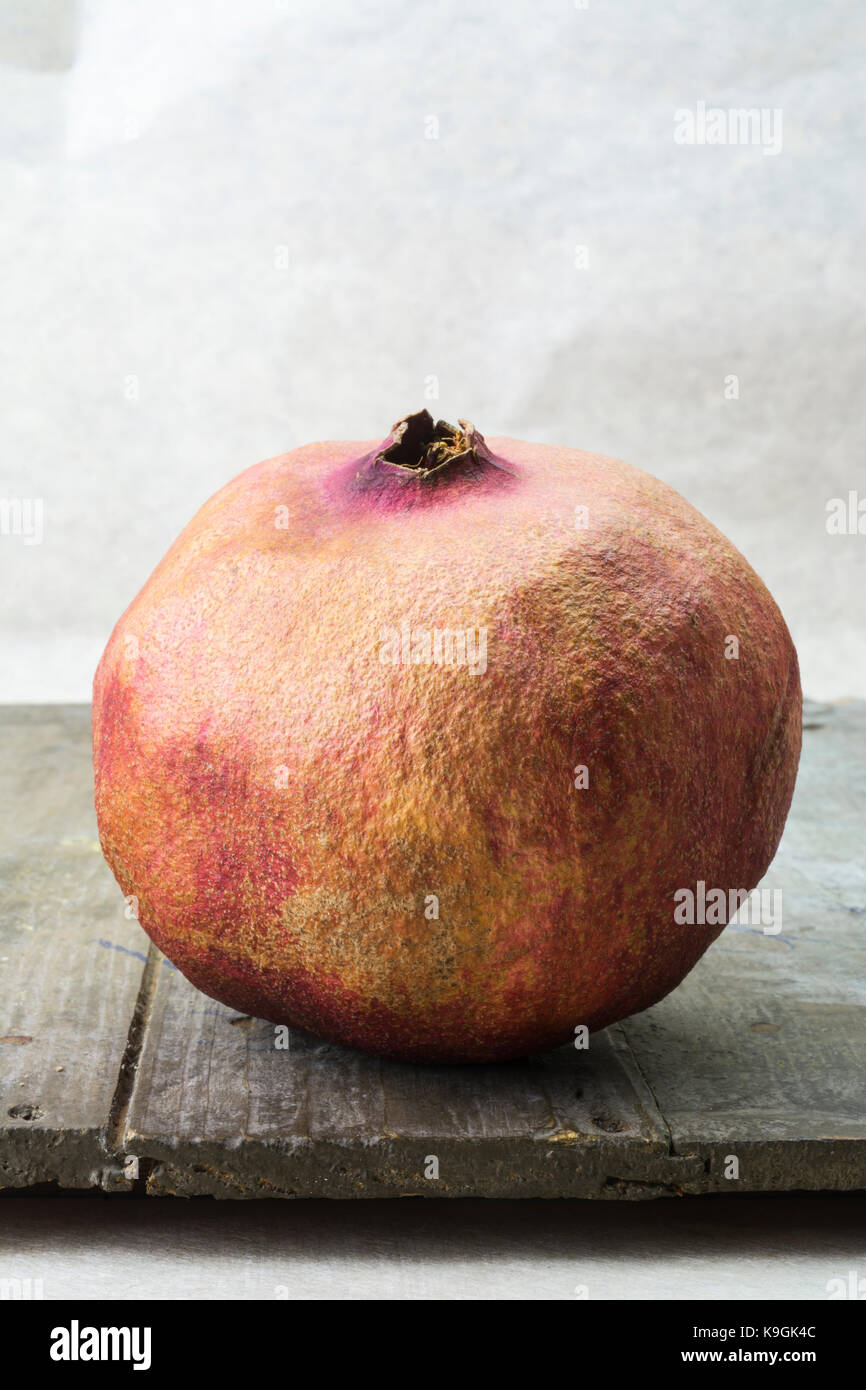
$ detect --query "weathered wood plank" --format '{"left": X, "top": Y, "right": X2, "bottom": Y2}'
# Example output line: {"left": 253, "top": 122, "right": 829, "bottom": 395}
{"left": 0, "top": 706, "right": 148, "bottom": 1190}
{"left": 124, "top": 966, "right": 678, "bottom": 1197}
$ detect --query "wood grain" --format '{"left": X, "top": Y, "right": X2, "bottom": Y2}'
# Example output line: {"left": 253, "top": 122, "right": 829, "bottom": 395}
{"left": 0, "top": 706, "right": 151, "bottom": 1189}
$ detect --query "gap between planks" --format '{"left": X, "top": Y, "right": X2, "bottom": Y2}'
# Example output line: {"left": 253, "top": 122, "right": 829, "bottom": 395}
{"left": 105, "top": 944, "right": 163, "bottom": 1163}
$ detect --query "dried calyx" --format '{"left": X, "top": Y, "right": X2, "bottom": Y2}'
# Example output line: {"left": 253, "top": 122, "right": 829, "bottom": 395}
{"left": 374, "top": 409, "right": 513, "bottom": 479}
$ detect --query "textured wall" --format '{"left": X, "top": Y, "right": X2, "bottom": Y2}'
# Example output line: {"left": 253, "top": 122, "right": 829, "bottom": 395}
{"left": 1, "top": 0, "right": 863, "bottom": 699}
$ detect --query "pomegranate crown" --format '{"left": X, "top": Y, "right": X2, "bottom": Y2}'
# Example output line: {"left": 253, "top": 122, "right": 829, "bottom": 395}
{"left": 373, "top": 409, "right": 515, "bottom": 480}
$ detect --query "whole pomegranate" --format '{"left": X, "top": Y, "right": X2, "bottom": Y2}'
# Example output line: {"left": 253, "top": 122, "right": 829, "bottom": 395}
{"left": 93, "top": 411, "right": 801, "bottom": 1063}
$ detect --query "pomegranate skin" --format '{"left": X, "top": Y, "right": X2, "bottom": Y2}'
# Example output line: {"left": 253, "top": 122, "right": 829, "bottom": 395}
{"left": 93, "top": 414, "right": 801, "bottom": 1063}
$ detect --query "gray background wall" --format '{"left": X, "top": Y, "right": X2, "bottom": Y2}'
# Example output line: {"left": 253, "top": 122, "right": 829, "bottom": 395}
{"left": 1, "top": 0, "right": 863, "bottom": 701}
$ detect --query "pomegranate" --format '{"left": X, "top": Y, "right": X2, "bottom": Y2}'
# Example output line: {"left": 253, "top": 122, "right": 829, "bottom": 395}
{"left": 93, "top": 410, "right": 801, "bottom": 1063}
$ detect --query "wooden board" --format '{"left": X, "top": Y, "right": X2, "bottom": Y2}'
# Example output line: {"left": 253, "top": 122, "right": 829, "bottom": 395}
{"left": 0, "top": 707, "right": 147, "bottom": 1190}
{"left": 1, "top": 701, "right": 864, "bottom": 1198}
